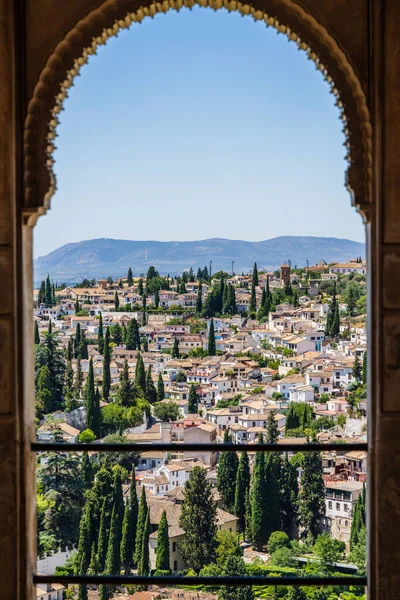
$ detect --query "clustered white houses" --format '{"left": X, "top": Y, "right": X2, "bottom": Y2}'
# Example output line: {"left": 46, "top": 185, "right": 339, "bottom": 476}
{"left": 34, "top": 258, "right": 367, "bottom": 562}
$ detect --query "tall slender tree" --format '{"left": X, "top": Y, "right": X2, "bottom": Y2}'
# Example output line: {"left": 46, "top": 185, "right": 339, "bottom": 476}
{"left": 137, "top": 509, "right": 150, "bottom": 575}
{"left": 249, "top": 281, "right": 256, "bottom": 313}
{"left": 97, "top": 499, "right": 110, "bottom": 572}
{"left": 179, "top": 466, "right": 217, "bottom": 572}
{"left": 264, "top": 412, "right": 281, "bottom": 539}
{"left": 145, "top": 366, "right": 157, "bottom": 404}
{"left": 217, "top": 431, "right": 239, "bottom": 513}
{"left": 280, "top": 453, "right": 298, "bottom": 537}
{"left": 86, "top": 358, "right": 101, "bottom": 437}
{"left": 353, "top": 355, "right": 362, "bottom": 382}
{"left": 251, "top": 435, "right": 268, "bottom": 551}
{"left": 195, "top": 285, "right": 203, "bottom": 315}
{"left": 98, "top": 313, "right": 104, "bottom": 354}
{"left": 244, "top": 488, "right": 252, "bottom": 542}
{"left": 172, "top": 337, "right": 180, "bottom": 359}
{"left": 252, "top": 263, "right": 259, "bottom": 287}
{"left": 135, "top": 352, "right": 146, "bottom": 392}
{"left": 105, "top": 504, "right": 121, "bottom": 575}
{"left": 134, "top": 486, "right": 148, "bottom": 566}
{"left": 298, "top": 437, "right": 325, "bottom": 538}
{"left": 188, "top": 384, "right": 199, "bottom": 414}
{"left": 208, "top": 318, "right": 216, "bottom": 356}
{"left": 157, "top": 373, "right": 165, "bottom": 401}
{"left": 156, "top": 510, "right": 170, "bottom": 572}
{"left": 114, "top": 291, "right": 120, "bottom": 311}
{"left": 127, "top": 267, "right": 133, "bottom": 287}
{"left": 34, "top": 320, "right": 40, "bottom": 345}
{"left": 154, "top": 288, "right": 160, "bottom": 309}
{"left": 234, "top": 452, "right": 250, "bottom": 532}
{"left": 102, "top": 327, "right": 111, "bottom": 401}
{"left": 142, "top": 293, "right": 147, "bottom": 325}
{"left": 74, "top": 356, "right": 84, "bottom": 398}
{"left": 362, "top": 350, "right": 367, "bottom": 385}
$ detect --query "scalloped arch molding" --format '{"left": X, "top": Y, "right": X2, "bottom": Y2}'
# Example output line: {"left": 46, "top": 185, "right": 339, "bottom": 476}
{"left": 23, "top": 0, "right": 372, "bottom": 224}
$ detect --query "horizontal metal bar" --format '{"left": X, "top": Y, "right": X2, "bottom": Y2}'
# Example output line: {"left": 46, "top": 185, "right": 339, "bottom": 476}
{"left": 31, "top": 442, "right": 368, "bottom": 453}
{"left": 33, "top": 574, "right": 367, "bottom": 587}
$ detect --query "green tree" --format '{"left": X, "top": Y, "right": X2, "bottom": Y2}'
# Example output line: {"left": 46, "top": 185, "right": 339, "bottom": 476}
{"left": 145, "top": 365, "right": 157, "bottom": 404}
{"left": 217, "top": 431, "right": 239, "bottom": 512}
{"left": 172, "top": 337, "right": 180, "bottom": 359}
{"left": 286, "top": 588, "right": 307, "bottom": 600}
{"left": 156, "top": 510, "right": 170, "bottom": 572}
{"left": 127, "top": 267, "right": 133, "bottom": 286}
{"left": 138, "top": 278, "right": 144, "bottom": 296}
{"left": 137, "top": 509, "right": 150, "bottom": 575}
{"left": 154, "top": 401, "right": 180, "bottom": 422}
{"left": 218, "top": 555, "right": 254, "bottom": 600}
{"left": 126, "top": 318, "right": 141, "bottom": 351}
{"left": 76, "top": 506, "right": 92, "bottom": 574}
{"left": 142, "top": 293, "right": 147, "bottom": 325}
{"left": 285, "top": 403, "right": 300, "bottom": 433}
{"left": 244, "top": 488, "right": 252, "bottom": 543}
{"left": 267, "top": 531, "right": 290, "bottom": 554}
{"left": 134, "top": 486, "right": 148, "bottom": 566}
{"left": 208, "top": 318, "right": 216, "bottom": 355}
{"left": 188, "top": 383, "right": 199, "bottom": 414}
{"left": 195, "top": 285, "right": 203, "bottom": 315}
{"left": 64, "top": 359, "right": 78, "bottom": 412}
{"left": 154, "top": 288, "right": 160, "bottom": 308}
{"left": 352, "top": 354, "right": 362, "bottom": 382}
{"left": 313, "top": 533, "right": 345, "bottom": 572}
{"left": 105, "top": 504, "right": 121, "bottom": 575}
{"left": 215, "top": 529, "right": 241, "bottom": 565}
{"left": 234, "top": 452, "right": 250, "bottom": 532}
{"left": 298, "top": 439, "right": 325, "bottom": 538}
{"left": 98, "top": 312, "right": 104, "bottom": 353}
{"left": 35, "top": 365, "right": 53, "bottom": 417}
{"left": 251, "top": 435, "right": 268, "bottom": 550}
{"left": 111, "top": 323, "right": 123, "bottom": 345}
{"left": 331, "top": 302, "right": 341, "bottom": 337}
{"left": 34, "top": 320, "right": 40, "bottom": 345}
{"left": 179, "top": 466, "right": 217, "bottom": 572}
{"left": 45, "top": 274, "right": 53, "bottom": 306}
{"left": 81, "top": 452, "right": 94, "bottom": 489}
{"left": 120, "top": 500, "right": 134, "bottom": 573}
{"left": 135, "top": 352, "right": 146, "bottom": 392}
{"left": 38, "top": 280, "right": 46, "bottom": 305}
{"left": 97, "top": 498, "right": 110, "bottom": 572}
{"left": 249, "top": 280, "right": 256, "bottom": 313}
{"left": 102, "top": 327, "right": 111, "bottom": 401}
{"left": 362, "top": 350, "right": 367, "bottom": 385}
{"left": 157, "top": 373, "right": 165, "bottom": 401}
{"left": 85, "top": 358, "right": 101, "bottom": 437}
{"left": 116, "top": 359, "right": 134, "bottom": 406}
{"left": 252, "top": 263, "right": 259, "bottom": 287}
{"left": 280, "top": 453, "right": 298, "bottom": 537}
{"left": 74, "top": 356, "right": 84, "bottom": 398}
{"left": 350, "top": 525, "right": 366, "bottom": 575}
{"left": 114, "top": 291, "right": 120, "bottom": 311}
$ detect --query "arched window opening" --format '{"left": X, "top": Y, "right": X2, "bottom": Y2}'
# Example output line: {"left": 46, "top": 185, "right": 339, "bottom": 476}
{"left": 30, "top": 5, "right": 368, "bottom": 599}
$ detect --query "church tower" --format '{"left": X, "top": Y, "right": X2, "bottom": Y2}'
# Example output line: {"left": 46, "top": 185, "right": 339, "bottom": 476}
{"left": 280, "top": 263, "right": 291, "bottom": 288}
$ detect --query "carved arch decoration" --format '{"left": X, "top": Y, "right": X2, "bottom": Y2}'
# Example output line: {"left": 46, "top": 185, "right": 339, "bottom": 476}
{"left": 23, "top": 0, "right": 372, "bottom": 225}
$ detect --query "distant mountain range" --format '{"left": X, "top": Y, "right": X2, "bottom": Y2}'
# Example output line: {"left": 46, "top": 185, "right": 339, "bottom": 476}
{"left": 34, "top": 236, "right": 366, "bottom": 283}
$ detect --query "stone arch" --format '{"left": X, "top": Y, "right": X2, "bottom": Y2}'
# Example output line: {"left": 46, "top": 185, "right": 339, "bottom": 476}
{"left": 23, "top": 0, "right": 372, "bottom": 225}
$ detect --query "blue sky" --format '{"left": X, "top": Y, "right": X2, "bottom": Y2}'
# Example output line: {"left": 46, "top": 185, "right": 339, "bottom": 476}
{"left": 34, "top": 7, "right": 365, "bottom": 258}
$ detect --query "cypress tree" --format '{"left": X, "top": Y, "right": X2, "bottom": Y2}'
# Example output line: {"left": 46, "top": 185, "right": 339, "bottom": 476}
{"left": 45, "top": 275, "right": 52, "bottom": 306}
{"left": 98, "top": 313, "right": 104, "bottom": 354}
{"left": 249, "top": 280, "right": 256, "bottom": 313}
{"left": 331, "top": 302, "right": 340, "bottom": 337}
{"left": 217, "top": 431, "right": 239, "bottom": 512}
{"left": 98, "top": 585, "right": 110, "bottom": 600}
{"left": 114, "top": 291, "right": 120, "bottom": 311}
{"left": 138, "top": 279, "right": 144, "bottom": 296}
{"left": 142, "top": 293, "right": 147, "bottom": 325}
{"left": 34, "top": 321, "right": 40, "bottom": 345}
{"left": 208, "top": 318, "right": 216, "bottom": 356}
{"left": 135, "top": 352, "right": 146, "bottom": 392}
{"left": 120, "top": 500, "right": 133, "bottom": 573}
{"left": 230, "top": 284, "right": 237, "bottom": 315}
{"left": 38, "top": 280, "right": 46, "bottom": 305}
{"left": 142, "top": 336, "right": 149, "bottom": 352}
{"left": 127, "top": 267, "right": 133, "bottom": 286}
{"left": 74, "top": 322, "right": 82, "bottom": 358}
{"left": 86, "top": 358, "right": 101, "bottom": 437}
{"left": 74, "top": 356, "right": 84, "bottom": 398}
{"left": 64, "top": 359, "right": 77, "bottom": 412}
{"left": 172, "top": 337, "right": 180, "bottom": 359}
{"left": 66, "top": 337, "right": 73, "bottom": 362}
{"left": 264, "top": 413, "right": 281, "bottom": 539}
{"left": 298, "top": 437, "right": 325, "bottom": 538}
{"left": 105, "top": 504, "right": 121, "bottom": 575}
{"left": 111, "top": 323, "right": 123, "bottom": 345}
{"left": 251, "top": 435, "right": 268, "bottom": 550}
{"left": 97, "top": 499, "right": 110, "bottom": 572}
{"left": 145, "top": 366, "right": 157, "bottom": 404}
{"left": 156, "top": 510, "right": 170, "bottom": 572}
{"left": 82, "top": 451, "right": 94, "bottom": 489}
{"left": 157, "top": 373, "right": 165, "bottom": 401}
{"left": 76, "top": 507, "right": 92, "bottom": 574}
{"left": 234, "top": 452, "right": 250, "bottom": 532}
{"left": 280, "top": 453, "right": 298, "bottom": 537}
{"left": 126, "top": 317, "right": 140, "bottom": 350}
{"left": 218, "top": 555, "right": 254, "bottom": 600}
{"left": 116, "top": 359, "right": 133, "bottom": 407}
{"left": 252, "top": 263, "right": 259, "bottom": 287}
{"left": 362, "top": 350, "right": 367, "bottom": 385}
{"left": 353, "top": 355, "right": 362, "bottom": 382}
{"left": 130, "top": 469, "right": 139, "bottom": 564}
{"left": 266, "top": 410, "right": 279, "bottom": 443}
{"left": 89, "top": 542, "right": 99, "bottom": 574}
{"left": 134, "top": 486, "right": 148, "bottom": 566}
{"left": 52, "top": 283, "right": 56, "bottom": 305}
{"left": 137, "top": 509, "right": 151, "bottom": 575}
{"left": 350, "top": 499, "right": 361, "bottom": 549}
{"left": 195, "top": 285, "right": 203, "bottom": 315}
{"left": 102, "top": 327, "right": 111, "bottom": 401}
{"left": 154, "top": 288, "right": 160, "bottom": 309}
{"left": 113, "top": 470, "right": 125, "bottom": 533}
{"left": 188, "top": 384, "right": 199, "bottom": 414}
{"left": 244, "top": 488, "right": 252, "bottom": 542}
{"left": 285, "top": 403, "right": 300, "bottom": 433}
{"left": 179, "top": 466, "right": 217, "bottom": 572}
{"left": 78, "top": 586, "right": 88, "bottom": 600}
{"left": 75, "top": 297, "right": 80, "bottom": 314}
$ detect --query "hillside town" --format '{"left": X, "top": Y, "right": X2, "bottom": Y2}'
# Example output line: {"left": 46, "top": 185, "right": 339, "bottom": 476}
{"left": 34, "top": 259, "right": 367, "bottom": 600}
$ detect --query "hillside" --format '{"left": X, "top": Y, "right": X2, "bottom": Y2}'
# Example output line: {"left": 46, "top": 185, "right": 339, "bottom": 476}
{"left": 34, "top": 236, "right": 366, "bottom": 282}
